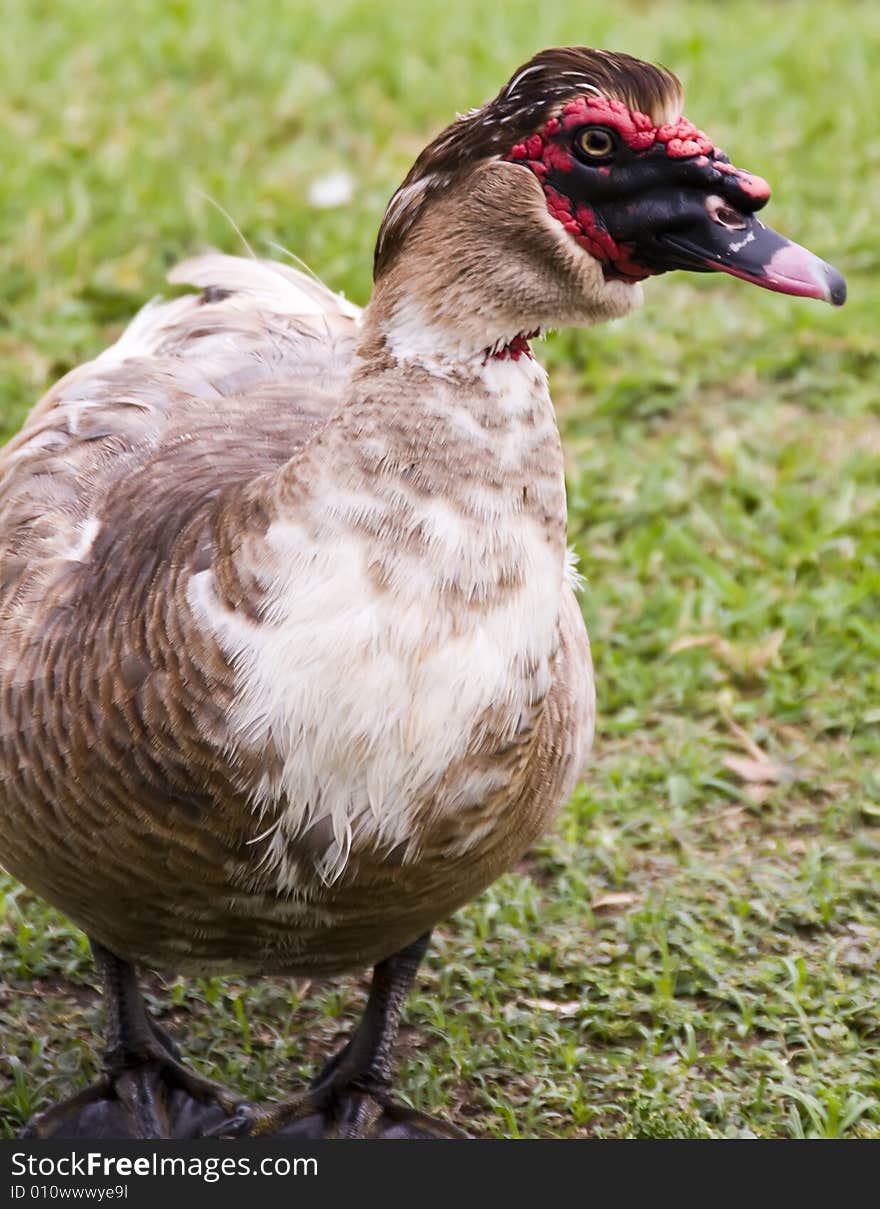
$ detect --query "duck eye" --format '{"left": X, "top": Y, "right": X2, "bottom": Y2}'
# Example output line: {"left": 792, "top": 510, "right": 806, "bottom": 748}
{"left": 575, "top": 126, "right": 616, "bottom": 161}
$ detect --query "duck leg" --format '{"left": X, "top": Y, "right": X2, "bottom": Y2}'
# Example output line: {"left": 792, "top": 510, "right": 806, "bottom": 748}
{"left": 20, "top": 940, "right": 244, "bottom": 1139}
{"left": 209, "top": 931, "right": 468, "bottom": 1139}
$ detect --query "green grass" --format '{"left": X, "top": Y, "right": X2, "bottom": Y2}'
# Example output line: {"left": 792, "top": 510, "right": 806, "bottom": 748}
{"left": 1, "top": 0, "right": 878, "bottom": 1139}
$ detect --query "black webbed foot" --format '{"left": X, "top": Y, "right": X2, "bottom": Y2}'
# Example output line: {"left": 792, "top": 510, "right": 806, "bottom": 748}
{"left": 208, "top": 932, "right": 469, "bottom": 1139}
{"left": 206, "top": 1077, "right": 468, "bottom": 1139}
{"left": 20, "top": 941, "right": 244, "bottom": 1140}
{"left": 20, "top": 1053, "right": 242, "bottom": 1140}
{"left": 22, "top": 931, "right": 471, "bottom": 1140}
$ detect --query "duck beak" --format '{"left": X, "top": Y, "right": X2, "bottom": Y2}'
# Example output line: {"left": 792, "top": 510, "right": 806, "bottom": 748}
{"left": 649, "top": 193, "right": 847, "bottom": 306}
{"left": 604, "top": 151, "right": 847, "bottom": 306}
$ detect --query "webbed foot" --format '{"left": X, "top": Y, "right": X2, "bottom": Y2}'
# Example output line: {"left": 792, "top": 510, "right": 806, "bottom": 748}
{"left": 208, "top": 932, "right": 469, "bottom": 1140}
{"left": 20, "top": 1048, "right": 242, "bottom": 1140}
{"left": 20, "top": 942, "right": 244, "bottom": 1140}
{"left": 207, "top": 1072, "right": 467, "bottom": 1139}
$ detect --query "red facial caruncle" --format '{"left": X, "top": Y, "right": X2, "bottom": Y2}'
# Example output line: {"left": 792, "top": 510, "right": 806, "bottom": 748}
{"left": 504, "top": 94, "right": 770, "bottom": 282}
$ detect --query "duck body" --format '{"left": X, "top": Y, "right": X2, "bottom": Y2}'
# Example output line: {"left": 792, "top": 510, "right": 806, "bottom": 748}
{"left": 0, "top": 255, "right": 593, "bottom": 978}
{"left": 1, "top": 47, "right": 844, "bottom": 1139}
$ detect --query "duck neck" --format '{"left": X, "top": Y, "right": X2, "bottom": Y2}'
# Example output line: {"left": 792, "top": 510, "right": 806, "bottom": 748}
{"left": 261, "top": 288, "right": 569, "bottom": 618}
{"left": 355, "top": 273, "right": 543, "bottom": 371}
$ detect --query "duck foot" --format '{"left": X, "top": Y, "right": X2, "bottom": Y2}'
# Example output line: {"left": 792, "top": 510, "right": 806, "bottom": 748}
{"left": 207, "top": 1084, "right": 467, "bottom": 1140}
{"left": 20, "top": 1055, "right": 243, "bottom": 1140}
{"left": 208, "top": 931, "right": 468, "bottom": 1140}
{"left": 20, "top": 941, "right": 244, "bottom": 1140}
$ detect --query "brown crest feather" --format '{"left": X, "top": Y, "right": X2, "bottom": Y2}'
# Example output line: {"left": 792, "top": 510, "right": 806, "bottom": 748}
{"left": 374, "top": 47, "right": 683, "bottom": 278}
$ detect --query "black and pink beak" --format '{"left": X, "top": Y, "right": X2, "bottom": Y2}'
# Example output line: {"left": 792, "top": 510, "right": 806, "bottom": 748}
{"left": 664, "top": 202, "right": 848, "bottom": 306}
{"left": 631, "top": 161, "right": 845, "bottom": 305}
{"left": 592, "top": 151, "right": 846, "bottom": 306}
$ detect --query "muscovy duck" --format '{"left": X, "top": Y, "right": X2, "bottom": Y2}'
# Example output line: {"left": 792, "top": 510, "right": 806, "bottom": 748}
{"left": 0, "top": 46, "right": 844, "bottom": 1139}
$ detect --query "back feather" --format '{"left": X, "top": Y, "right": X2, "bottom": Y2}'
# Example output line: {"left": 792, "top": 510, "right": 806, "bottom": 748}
{"left": 0, "top": 254, "right": 360, "bottom": 636}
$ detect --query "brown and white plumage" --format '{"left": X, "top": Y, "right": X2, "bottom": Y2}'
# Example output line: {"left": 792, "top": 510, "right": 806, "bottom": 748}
{"left": 0, "top": 47, "right": 842, "bottom": 1139}
{"left": 0, "top": 246, "right": 593, "bottom": 977}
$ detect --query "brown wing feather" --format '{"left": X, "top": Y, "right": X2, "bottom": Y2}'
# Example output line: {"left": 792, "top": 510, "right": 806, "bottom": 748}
{"left": 0, "top": 256, "right": 364, "bottom": 966}
{"left": 0, "top": 255, "right": 359, "bottom": 645}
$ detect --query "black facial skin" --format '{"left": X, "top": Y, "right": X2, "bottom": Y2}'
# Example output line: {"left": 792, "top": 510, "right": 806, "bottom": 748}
{"left": 545, "top": 129, "right": 846, "bottom": 305}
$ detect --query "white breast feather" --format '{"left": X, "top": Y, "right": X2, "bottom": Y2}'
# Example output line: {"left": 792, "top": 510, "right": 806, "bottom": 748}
{"left": 188, "top": 356, "right": 566, "bottom": 886}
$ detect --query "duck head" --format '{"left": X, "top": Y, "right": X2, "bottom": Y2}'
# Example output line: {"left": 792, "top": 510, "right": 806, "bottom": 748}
{"left": 372, "top": 47, "right": 845, "bottom": 360}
